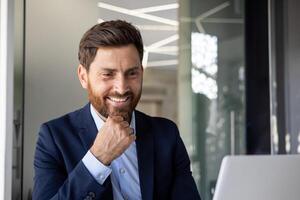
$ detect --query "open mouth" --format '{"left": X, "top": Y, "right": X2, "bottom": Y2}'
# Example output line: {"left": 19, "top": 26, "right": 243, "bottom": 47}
{"left": 106, "top": 96, "right": 131, "bottom": 107}
{"left": 108, "top": 96, "right": 129, "bottom": 102}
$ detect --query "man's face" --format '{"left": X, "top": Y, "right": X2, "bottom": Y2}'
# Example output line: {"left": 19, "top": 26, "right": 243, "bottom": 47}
{"left": 78, "top": 44, "right": 143, "bottom": 122}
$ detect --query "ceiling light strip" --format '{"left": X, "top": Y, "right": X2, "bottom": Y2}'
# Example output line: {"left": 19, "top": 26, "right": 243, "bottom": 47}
{"left": 195, "top": 20, "right": 205, "bottom": 33}
{"left": 148, "top": 46, "right": 178, "bottom": 52}
{"left": 136, "top": 25, "right": 178, "bottom": 31}
{"left": 97, "top": 18, "right": 105, "bottom": 23}
{"left": 133, "top": 3, "right": 179, "bottom": 13}
{"left": 197, "top": 1, "right": 230, "bottom": 20}
{"left": 149, "top": 51, "right": 178, "bottom": 56}
{"left": 98, "top": 2, "right": 178, "bottom": 26}
{"left": 146, "top": 34, "right": 179, "bottom": 50}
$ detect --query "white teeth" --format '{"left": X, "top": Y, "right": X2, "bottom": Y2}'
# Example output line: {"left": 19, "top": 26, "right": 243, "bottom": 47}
{"left": 109, "top": 97, "right": 127, "bottom": 102}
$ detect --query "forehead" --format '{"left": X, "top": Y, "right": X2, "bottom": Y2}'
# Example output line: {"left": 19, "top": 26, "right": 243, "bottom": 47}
{"left": 93, "top": 44, "right": 141, "bottom": 66}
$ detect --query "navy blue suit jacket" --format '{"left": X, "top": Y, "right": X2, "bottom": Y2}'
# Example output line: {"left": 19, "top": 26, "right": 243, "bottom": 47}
{"left": 33, "top": 103, "right": 201, "bottom": 200}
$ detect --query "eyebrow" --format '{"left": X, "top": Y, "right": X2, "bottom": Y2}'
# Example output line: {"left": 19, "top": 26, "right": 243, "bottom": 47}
{"left": 100, "top": 66, "right": 140, "bottom": 72}
{"left": 126, "top": 66, "right": 140, "bottom": 72}
{"left": 100, "top": 68, "right": 117, "bottom": 72}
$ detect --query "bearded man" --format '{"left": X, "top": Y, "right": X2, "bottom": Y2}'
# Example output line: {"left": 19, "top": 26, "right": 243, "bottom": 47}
{"left": 33, "top": 20, "right": 200, "bottom": 200}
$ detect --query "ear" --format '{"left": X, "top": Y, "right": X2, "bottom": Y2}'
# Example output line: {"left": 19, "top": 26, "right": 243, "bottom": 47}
{"left": 77, "top": 64, "right": 88, "bottom": 89}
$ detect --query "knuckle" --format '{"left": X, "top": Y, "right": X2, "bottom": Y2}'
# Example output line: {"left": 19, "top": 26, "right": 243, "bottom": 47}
{"left": 125, "top": 127, "right": 131, "bottom": 135}
{"left": 116, "top": 123, "right": 123, "bottom": 130}
{"left": 122, "top": 122, "right": 130, "bottom": 128}
{"left": 128, "top": 127, "right": 134, "bottom": 135}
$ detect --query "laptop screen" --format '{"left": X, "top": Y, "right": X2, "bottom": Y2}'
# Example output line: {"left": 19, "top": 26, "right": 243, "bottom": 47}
{"left": 213, "top": 155, "right": 300, "bottom": 200}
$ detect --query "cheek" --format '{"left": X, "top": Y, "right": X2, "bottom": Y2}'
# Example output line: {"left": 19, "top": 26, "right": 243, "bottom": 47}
{"left": 90, "top": 80, "right": 111, "bottom": 95}
{"left": 135, "top": 80, "right": 143, "bottom": 92}
{"left": 130, "top": 78, "right": 143, "bottom": 89}
{"left": 94, "top": 87, "right": 109, "bottom": 98}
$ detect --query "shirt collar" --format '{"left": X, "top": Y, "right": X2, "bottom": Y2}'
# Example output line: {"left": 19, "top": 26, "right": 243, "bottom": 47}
{"left": 90, "top": 104, "right": 136, "bottom": 134}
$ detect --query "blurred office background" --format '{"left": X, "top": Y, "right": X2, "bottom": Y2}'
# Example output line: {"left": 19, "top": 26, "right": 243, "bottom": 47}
{"left": 1, "top": 0, "right": 300, "bottom": 199}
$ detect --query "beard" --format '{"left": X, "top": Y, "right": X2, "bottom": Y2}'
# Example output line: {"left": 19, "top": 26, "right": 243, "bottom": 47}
{"left": 87, "top": 81, "right": 141, "bottom": 123}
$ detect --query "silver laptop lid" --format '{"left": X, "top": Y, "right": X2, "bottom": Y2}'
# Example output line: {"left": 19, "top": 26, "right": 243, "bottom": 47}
{"left": 213, "top": 155, "right": 300, "bottom": 200}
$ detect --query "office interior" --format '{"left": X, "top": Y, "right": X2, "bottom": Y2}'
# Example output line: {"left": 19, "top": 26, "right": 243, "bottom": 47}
{"left": 1, "top": 0, "right": 300, "bottom": 199}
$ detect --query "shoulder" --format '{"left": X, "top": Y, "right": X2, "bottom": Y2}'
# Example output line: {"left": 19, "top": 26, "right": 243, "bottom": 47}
{"left": 38, "top": 105, "right": 87, "bottom": 142}
{"left": 42, "top": 107, "right": 83, "bottom": 130}
{"left": 36, "top": 106, "right": 86, "bottom": 158}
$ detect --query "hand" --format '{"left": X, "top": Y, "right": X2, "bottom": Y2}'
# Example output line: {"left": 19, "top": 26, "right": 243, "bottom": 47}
{"left": 90, "top": 116, "right": 136, "bottom": 165}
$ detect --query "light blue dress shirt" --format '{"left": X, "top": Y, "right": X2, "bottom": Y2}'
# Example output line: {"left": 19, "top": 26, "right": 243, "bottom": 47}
{"left": 82, "top": 105, "right": 142, "bottom": 200}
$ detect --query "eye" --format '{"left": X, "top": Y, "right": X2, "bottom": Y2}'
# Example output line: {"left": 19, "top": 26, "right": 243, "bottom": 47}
{"left": 102, "top": 72, "right": 113, "bottom": 77}
{"left": 128, "top": 70, "right": 138, "bottom": 77}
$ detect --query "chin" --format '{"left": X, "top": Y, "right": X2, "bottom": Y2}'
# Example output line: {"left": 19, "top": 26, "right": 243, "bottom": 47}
{"left": 108, "top": 108, "right": 132, "bottom": 122}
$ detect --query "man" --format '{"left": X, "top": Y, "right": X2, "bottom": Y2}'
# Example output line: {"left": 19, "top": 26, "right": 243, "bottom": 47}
{"left": 33, "top": 20, "right": 200, "bottom": 200}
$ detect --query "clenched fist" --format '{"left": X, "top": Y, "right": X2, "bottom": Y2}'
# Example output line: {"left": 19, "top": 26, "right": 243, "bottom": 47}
{"left": 90, "top": 115, "right": 136, "bottom": 165}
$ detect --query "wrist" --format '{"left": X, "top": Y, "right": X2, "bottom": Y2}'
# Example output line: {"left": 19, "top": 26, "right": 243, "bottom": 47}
{"left": 90, "top": 145, "right": 112, "bottom": 166}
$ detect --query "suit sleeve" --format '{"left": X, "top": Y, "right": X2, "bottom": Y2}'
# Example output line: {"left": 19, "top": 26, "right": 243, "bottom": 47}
{"left": 32, "top": 123, "right": 112, "bottom": 200}
{"left": 171, "top": 125, "right": 201, "bottom": 200}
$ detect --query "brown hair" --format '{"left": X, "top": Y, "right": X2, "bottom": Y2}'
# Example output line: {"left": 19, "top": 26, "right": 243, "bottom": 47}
{"left": 78, "top": 20, "right": 144, "bottom": 70}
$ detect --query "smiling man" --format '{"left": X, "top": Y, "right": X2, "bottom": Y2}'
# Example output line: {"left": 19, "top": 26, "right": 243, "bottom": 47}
{"left": 33, "top": 20, "right": 200, "bottom": 200}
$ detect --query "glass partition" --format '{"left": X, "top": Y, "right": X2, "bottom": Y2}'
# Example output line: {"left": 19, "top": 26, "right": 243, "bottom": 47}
{"left": 178, "top": 0, "right": 246, "bottom": 199}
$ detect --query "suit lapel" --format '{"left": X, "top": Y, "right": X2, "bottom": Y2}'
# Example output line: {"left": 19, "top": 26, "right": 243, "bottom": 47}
{"left": 76, "top": 103, "right": 113, "bottom": 199}
{"left": 76, "top": 103, "right": 98, "bottom": 151}
{"left": 135, "top": 111, "right": 154, "bottom": 200}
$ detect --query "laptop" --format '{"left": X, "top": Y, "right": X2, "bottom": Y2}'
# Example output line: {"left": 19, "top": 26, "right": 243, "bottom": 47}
{"left": 213, "top": 155, "right": 300, "bottom": 200}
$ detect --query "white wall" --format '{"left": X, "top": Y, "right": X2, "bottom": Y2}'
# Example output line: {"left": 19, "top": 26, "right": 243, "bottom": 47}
{"left": 23, "top": 0, "right": 99, "bottom": 197}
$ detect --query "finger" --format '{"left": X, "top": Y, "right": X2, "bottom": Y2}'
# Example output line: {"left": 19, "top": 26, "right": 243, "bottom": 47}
{"left": 127, "top": 134, "right": 136, "bottom": 143}
{"left": 120, "top": 134, "right": 136, "bottom": 149}
{"left": 129, "top": 134, "right": 136, "bottom": 141}
{"left": 119, "top": 121, "right": 130, "bottom": 128}
{"left": 129, "top": 128, "right": 134, "bottom": 135}
{"left": 124, "top": 127, "right": 134, "bottom": 135}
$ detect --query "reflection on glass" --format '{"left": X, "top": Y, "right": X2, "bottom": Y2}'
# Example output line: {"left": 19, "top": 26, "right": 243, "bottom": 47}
{"left": 297, "top": 133, "right": 300, "bottom": 153}
{"left": 191, "top": 69, "right": 218, "bottom": 99}
{"left": 285, "top": 133, "right": 291, "bottom": 153}
{"left": 191, "top": 33, "right": 218, "bottom": 76}
{"left": 191, "top": 32, "right": 218, "bottom": 99}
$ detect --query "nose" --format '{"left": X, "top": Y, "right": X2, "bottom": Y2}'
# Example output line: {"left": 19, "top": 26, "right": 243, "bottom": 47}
{"left": 113, "top": 74, "right": 129, "bottom": 95}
